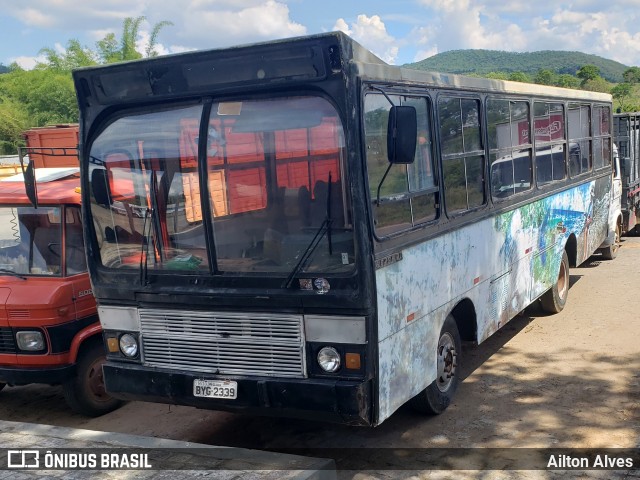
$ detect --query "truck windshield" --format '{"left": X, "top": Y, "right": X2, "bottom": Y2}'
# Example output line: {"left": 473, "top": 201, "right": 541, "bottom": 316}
{"left": 87, "top": 96, "right": 355, "bottom": 276}
{"left": 0, "top": 206, "right": 62, "bottom": 276}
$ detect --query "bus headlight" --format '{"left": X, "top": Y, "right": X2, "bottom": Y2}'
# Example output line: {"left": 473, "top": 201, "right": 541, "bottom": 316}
{"left": 317, "top": 346, "right": 341, "bottom": 372}
{"left": 119, "top": 334, "right": 139, "bottom": 358}
{"left": 16, "top": 331, "right": 45, "bottom": 351}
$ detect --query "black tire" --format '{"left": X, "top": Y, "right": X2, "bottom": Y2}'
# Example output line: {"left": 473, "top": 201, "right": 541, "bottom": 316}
{"left": 540, "top": 251, "right": 570, "bottom": 314}
{"left": 601, "top": 223, "right": 621, "bottom": 260}
{"left": 63, "top": 342, "right": 123, "bottom": 417}
{"left": 410, "top": 315, "right": 461, "bottom": 415}
{"left": 0, "top": 382, "right": 5, "bottom": 392}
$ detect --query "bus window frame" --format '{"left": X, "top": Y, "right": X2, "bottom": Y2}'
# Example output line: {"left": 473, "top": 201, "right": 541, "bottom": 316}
{"left": 531, "top": 100, "right": 568, "bottom": 191}
{"left": 591, "top": 103, "right": 613, "bottom": 173}
{"left": 362, "top": 87, "right": 441, "bottom": 242}
{"left": 435, "top": 91, "right": 488, "bottom": 218}
{"left": 486, "top": 96, "right": 535, "bottom": 202}
{"left": 567, "top": 102, "right": 593, "bottom": 179}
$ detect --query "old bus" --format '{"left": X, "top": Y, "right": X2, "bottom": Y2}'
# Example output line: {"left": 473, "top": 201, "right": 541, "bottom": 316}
{"left": 73, "top": 32, "right": 620, "bottom": 426}
{"left": 0, "top": 138, "right": 121, "bottom": 416}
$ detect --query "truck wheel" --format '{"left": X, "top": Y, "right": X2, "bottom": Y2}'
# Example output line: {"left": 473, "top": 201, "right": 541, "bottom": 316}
{"left": 410, "top": 315, "right": 461, "bottom": 415}
{"left": 63, "top": 342, "right": 123, "bottom": 417}
{"left": 601, "top": 223, "right": 621, "bottom": 260}
{"left": 540, "top": 251, "right": 570, "bottom": 314}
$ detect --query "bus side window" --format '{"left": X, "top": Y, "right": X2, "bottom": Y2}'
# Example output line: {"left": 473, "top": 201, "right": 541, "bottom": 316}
{"left": 487, "top": 98, "right": 533, "bottom": 198}
{"left": 364, "top": 93, "right": 438, "bottom": 237}
{"left": 568, "top": 103, "right": 592, "bottom": 176}
{"left": 533, "top": 101, "right": 566, "bottom": 187}
{"left": 439, "top": 96, "right": 487, "bottom": 212}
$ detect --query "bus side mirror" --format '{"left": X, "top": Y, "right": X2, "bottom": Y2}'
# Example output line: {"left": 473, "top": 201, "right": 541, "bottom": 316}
{"left": 387, "top": 106, "right": 417, "bottom": 164}
{"left": 91, "top": 169, "right": 113, "bottom": 206}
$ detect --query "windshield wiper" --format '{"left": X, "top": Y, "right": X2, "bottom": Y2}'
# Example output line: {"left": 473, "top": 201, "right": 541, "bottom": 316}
{"left": 0, "top": 268, "right": 27, "bottom": 280}
{"left": 282, "top": 173, "right": 336, "bottom": 289}
{"left": 139, "top": 207, "right": 151, "bottom": 286}
{"left": 326, "top": 174, "right": 333, "bottom": 256}
{"left": 282, "top": 217, "right": 332, "bottom": 289}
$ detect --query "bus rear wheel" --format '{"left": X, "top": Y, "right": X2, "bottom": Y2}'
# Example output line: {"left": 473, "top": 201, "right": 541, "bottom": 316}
{"left": 540, "top": 251, "right": 570, "bottom": 314}
{"left": 63, "top": 342, "right": 123, "bottom": 417}
{"left": 410, "top": 315, "right": 461, "bottom": 415}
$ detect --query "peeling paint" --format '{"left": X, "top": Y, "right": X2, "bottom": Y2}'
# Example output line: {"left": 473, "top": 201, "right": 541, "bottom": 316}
{"left": 375, "top": 178, "right": 611, "bottom": 423}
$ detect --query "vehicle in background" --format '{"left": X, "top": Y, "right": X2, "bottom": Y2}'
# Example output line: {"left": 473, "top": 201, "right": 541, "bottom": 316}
{"left": 613, "top": 112, "right": 640, "bottom": 235}
{"left": 0, "top": 125, "right": 122, "bottom": 416}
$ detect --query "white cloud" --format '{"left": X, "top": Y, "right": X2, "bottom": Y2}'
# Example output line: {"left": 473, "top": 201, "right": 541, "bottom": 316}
{"left": 414, "top": 1, "right": 527, "bottom": 52}
{"left": 2, "top": 0, "right": 640, "bottom": 67}
{"left": 10, "top": 55, "right": 46, "bottom": 70}
{"left": 333, "top": 15, "right": 398, "bottom": 64}
{"left": 410, "top": 0, "right": 640, "bottom": 66}
{"left": 0, "top": 1, "right": 306, "bottom": 52}
{"left": 171, "top": 1, "right": 306, "bottom": 47}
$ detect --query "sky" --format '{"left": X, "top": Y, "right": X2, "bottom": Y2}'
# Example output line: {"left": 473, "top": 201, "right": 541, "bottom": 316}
{"left": 0, "top": 0, "right": 639, "bottom": 70}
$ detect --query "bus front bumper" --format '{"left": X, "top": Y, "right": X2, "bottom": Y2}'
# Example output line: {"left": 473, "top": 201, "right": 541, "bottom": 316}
{"left": 102, "top": 362, "right": 373, "bottom": 426}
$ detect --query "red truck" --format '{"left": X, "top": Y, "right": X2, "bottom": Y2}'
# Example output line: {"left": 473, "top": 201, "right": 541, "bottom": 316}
{"left": 0, "top": 125, "right": 121, "bottom": 416}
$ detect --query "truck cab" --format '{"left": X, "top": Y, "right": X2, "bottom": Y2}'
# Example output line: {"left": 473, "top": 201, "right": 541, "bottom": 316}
{"left": 0, "top": 127, "right": 121, "bottom": 416}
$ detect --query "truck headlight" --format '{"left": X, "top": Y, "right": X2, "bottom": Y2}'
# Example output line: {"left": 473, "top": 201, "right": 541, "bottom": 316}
{"left": 16, "top": 331, "right": 45, "bottom": 351}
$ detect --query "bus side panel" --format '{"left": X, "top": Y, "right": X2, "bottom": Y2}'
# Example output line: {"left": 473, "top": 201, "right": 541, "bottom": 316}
{"left": 374, "top": 180, "right": 609, "bottom": 423}
{"left": 375, "top": 220, "right": 505, "bottom": 423}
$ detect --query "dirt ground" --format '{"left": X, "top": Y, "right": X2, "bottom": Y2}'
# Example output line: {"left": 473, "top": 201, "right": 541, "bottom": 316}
{"left": 1, "top": 235, "right": 639, "bottom": 479}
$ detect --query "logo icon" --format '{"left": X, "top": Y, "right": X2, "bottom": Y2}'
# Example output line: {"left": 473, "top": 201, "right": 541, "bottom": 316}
{"left": 7, "top": 450, "right": 40, "bottom": 469}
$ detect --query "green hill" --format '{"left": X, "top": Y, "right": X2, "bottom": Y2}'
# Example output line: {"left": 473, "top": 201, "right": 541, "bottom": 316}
{"left": 404, "top": 50, "right": 629, "bottom": 83}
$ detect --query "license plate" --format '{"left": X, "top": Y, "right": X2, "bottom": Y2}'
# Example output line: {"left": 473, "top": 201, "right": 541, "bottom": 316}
{"left": 193, "top": 379, "right": 237, "bottom": 399}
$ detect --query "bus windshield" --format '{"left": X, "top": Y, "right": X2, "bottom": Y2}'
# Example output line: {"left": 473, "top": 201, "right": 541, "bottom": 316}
{"left": 0, "top": 206, "right": 62, "bottom": 276}
{"left": 87, "top": 96, "right": 354, "bottom": 276}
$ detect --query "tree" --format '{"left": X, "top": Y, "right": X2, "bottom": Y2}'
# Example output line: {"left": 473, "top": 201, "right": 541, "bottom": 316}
{"left": 556, "top": 74, "right": 580, "bottom": 89}
{"left": 534, "top": 69, "right": 555, "bottom": 85}
{"left": 0, "top": 68, "right": 77, "bottom": 125}
{"left": 96, "top": 33, "right": 121, "bottom": 64}
{"left": 146, "top": 20, "right": 174, "bottom": 57}
{"left": 96, "top": 16, "right": 173, "bottom": 63}
{"left": 120, "top": 16, "right": 145, "bottom": 61}
{"left": 623, "top": 66, "right": 640, "bottom": 84}
{"left": 0, "top": 98, "right": 29, "bottom": 154}
{"left": 611, "top": 83, "right": 633, "bottom": 111}
{"left": 576, "top": 65, "right": 601, "bottom": 87}
{"left": 485, "top": 72, "right": 509, "bottom": 80}
{"left": 38, "top": 39, "right": 97, "bottom": 71}
{"left": 581, "top": 76, "right": 611, "bottom": 93}
{"left": 509, "top": 72, "right": 531, "bottom": 83}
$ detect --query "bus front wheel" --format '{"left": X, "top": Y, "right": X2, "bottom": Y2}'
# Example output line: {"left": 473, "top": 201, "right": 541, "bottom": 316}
{"left": 540, "top": 251, "right": 570, "bottom": 314}
{"left": 410, "top": 315, "right": 461, "bottom": 415}
{"left": 601, "top": 223, "right": 621, "bottom": 260}
{"left": 63, "top": 342, "right": 123, "bottom": 417}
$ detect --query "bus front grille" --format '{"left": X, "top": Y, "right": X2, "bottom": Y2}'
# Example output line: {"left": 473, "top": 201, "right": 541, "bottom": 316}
{"left": 138, "top": 309, "right": 305, "bottom": 378}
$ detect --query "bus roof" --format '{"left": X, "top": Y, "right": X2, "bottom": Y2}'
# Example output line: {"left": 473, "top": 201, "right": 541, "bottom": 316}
{"left": 73, "top": 31, "right": 611, "bottom": 109}
{"left": 0, "top": 172, "right": 81, "bottom": 205}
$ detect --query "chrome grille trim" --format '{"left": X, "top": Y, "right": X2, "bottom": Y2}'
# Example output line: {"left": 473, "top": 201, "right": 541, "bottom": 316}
{"left": 139, "top": 309, "right": 305, "bottom": 378}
